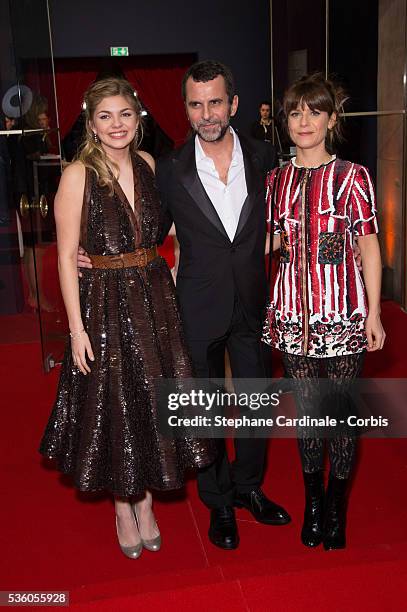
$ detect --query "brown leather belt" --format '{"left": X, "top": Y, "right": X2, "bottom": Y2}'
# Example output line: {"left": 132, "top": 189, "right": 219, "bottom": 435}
{"left": 89, "top": 246, "right": 159, "bottom": 269}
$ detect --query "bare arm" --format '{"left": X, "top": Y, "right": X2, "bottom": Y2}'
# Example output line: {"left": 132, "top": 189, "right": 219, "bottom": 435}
{"left": 357, "top": 233, "right": 385, "bottom": 351}
{"left": 137, "top": 149, "right": 155, "bottom": 173}
{"left": 56, "top": 162, "right": 94, "bottom": 372}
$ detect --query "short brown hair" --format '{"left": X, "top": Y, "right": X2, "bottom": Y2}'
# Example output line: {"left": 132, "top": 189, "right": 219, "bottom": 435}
{"left": 182, "top": 60, "right": 235, "bottom": 104}
{"left": 283, "top": 73, "right": 348, "bottom": 148}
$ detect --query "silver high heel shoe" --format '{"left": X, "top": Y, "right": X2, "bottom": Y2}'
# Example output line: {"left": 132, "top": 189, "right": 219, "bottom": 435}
{"left": 115, "top": 516, "right": 143, "bottom": 559}
{"left": 133, "top": 505, "right": 161, "bottom": 552}
{"left": 141, "top": 531, "right": 161, "bottom": 552}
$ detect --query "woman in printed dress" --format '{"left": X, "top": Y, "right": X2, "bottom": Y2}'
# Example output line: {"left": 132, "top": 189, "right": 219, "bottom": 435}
{"left": 263, "top": 73, "right": 385, "bottom": 550}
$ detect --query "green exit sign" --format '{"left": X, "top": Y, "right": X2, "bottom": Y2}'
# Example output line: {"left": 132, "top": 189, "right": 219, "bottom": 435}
{"left": 110, "top": 46, "right": 129, "bottom": 57}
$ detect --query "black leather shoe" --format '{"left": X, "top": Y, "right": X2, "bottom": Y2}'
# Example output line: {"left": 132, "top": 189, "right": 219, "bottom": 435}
{"left": 234, "top": 488, "right": 291, "bottom": 525}
{"left": 323, "top": 474, "right": 349, "bottom": 550}
{"left": 208, "top": 506, "right": 239, "bottom": 550}
{"left": 301, "top": 470, "right": 325, "bottom": 547}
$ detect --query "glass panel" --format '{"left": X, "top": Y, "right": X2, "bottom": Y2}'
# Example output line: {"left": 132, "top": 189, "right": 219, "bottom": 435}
{"left": 272, "top": 0, "right": 326, "bottom": 103}
{"left": 0, "top": 0, "right": 40, "bottom": 346}
{"left": 376, "top": 113, "right": 405, "bottom": 304}
{"left": 329, "top": 0, "right": 379, "bottom": 112}
{"left": 337, "top": 113, "right": 405, "bottom": 303}
{"left": 377, "top": 0, "right": 406, "bottom": 113}
{"left": 272, "top": 0, "right": 326, "bottom": 153}
{"left": 336, "top": 115, "right": 378, "bottom": 180}
{"left": 0, "top": 0, "right": 66, "bottom": 369}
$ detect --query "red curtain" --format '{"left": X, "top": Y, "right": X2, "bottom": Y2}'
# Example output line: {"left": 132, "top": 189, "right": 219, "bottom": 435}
{"left": 123, "top": 65, "right": 189, "bottom": 147}
{"left": 54, "top": 55, "right": 194, "bottom": 147}
{"left": 54, "top": 65, "right": 98, "bottom": 138}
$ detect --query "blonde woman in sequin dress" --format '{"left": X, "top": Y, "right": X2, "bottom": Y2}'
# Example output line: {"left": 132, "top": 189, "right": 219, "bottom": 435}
{"left": 263, "top": 74, "right": 385, "bottom": 550}
{"left": 40, "top": 78, "right": 215, "bottom": 559}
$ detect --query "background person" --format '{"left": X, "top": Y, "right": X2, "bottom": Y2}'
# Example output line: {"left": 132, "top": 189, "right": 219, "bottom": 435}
{"left": 250, "top": 99, "right": 277, "bottom": 171}
{"left": 251, "top": 100, "right": 273, "bottom": 142}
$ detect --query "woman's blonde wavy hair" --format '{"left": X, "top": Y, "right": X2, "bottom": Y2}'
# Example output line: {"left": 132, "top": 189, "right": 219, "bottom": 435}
{"left": 76, "top": 77, "right": 143, "bottom": 193}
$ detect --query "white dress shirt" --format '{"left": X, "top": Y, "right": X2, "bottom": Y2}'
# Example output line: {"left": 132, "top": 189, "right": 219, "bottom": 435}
{"left": 195, "top": 127, "right": 248, "bottom": 241}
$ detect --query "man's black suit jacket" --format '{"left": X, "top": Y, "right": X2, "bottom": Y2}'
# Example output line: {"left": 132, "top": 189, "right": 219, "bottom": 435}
{"left": 156, "top": 133, "right": 275, "bottom": 342}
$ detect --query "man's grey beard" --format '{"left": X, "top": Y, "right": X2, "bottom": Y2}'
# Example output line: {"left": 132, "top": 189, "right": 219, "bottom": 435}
{"left": 193, "top": 120, "right": 230, "bottom": 143}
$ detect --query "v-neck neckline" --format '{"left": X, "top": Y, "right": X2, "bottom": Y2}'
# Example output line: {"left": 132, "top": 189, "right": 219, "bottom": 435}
{"left": 112, "top": 154, "right": 137, "bottom": 219}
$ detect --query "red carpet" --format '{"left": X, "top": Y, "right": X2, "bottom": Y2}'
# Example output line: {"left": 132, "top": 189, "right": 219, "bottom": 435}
{"left": 0, "top": 301, "right": 406, "bottom": 610}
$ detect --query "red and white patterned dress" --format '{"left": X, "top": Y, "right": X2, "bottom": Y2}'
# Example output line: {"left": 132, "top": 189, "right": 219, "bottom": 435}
{"left": 262, "top": 156, "right": 379, "bottom": 358}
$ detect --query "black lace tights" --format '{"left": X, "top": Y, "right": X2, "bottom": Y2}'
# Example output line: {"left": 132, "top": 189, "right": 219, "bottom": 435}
{"left": 282, "top": 352, "right": 365, "bottom": 479}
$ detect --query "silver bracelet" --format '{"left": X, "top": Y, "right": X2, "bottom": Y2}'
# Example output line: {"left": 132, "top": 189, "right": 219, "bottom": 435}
{"left": 70, "top": 328, "right": 85, "bottom": 340}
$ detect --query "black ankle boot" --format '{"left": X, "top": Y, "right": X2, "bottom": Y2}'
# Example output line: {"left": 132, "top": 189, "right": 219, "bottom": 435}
{"left": 301, "top": 470, "right": 325, "bottom": 547}
{"left": 323, "top": 474, "right": 349, "bottom": 550}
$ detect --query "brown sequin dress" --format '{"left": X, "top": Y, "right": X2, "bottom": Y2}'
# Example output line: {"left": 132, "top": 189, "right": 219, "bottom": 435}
{"left": 40, "top": 154, "right": 215, "bottom": 497}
